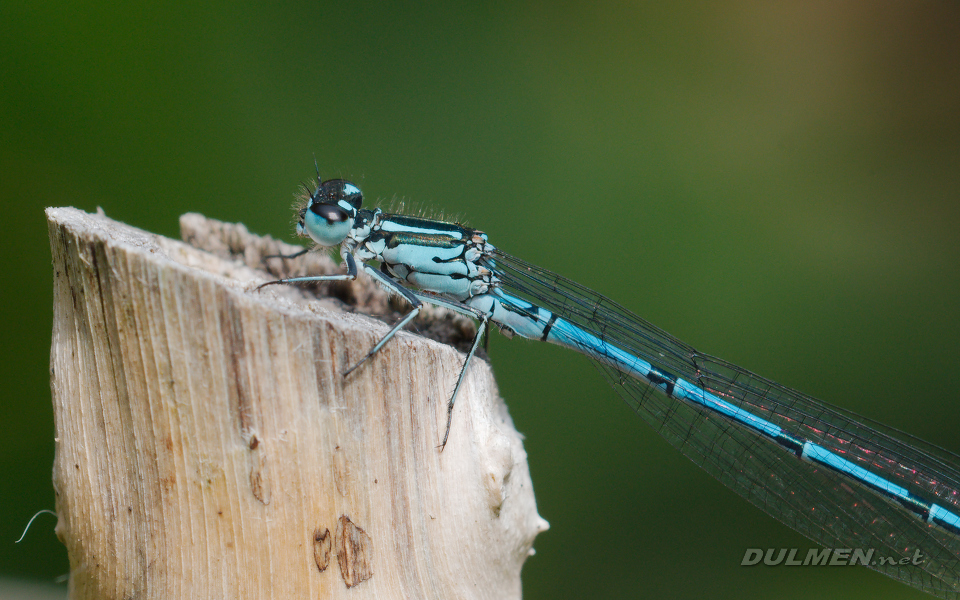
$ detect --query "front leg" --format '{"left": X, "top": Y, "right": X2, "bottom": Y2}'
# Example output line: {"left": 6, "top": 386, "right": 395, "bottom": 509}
{"left": 256, "top": 253, "right": 359, "bottom": 291}
{"left": 257, "top": 255, "right": 415, "bottom": 374}
{"left": 341, "top": 264, "right": 426, "bottom": 376}
{"left": 263, "top": 247, "right": 311, "bottom": 261}
{"left": 260, "top": 255, "right": 489, "bottom": 452}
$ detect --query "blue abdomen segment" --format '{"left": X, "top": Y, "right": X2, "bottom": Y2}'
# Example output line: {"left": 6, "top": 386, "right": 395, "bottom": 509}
{"left": 473, "top": 290, "right": 960, "bottom": 537}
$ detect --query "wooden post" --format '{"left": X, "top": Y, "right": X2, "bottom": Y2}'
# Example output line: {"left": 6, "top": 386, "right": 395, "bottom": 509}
{"left": 47, "top": 207, "right": 547, "bottom": 600}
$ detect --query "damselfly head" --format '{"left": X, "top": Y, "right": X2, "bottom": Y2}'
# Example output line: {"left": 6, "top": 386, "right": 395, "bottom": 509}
{"left": 296, "top": 178, "right": 363, "bottom": 246}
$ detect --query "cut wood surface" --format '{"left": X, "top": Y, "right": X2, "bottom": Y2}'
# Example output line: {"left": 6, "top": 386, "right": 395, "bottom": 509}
{"left": 47, "top": 207, "right": 547, "bottom": 600}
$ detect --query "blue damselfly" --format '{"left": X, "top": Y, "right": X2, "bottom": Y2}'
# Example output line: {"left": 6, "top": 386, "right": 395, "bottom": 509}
{"left": 260, "top": 171, "right": 960, "bottom": 598}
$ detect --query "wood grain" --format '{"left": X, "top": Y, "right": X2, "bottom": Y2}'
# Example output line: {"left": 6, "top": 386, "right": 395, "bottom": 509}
{"left": 47, "top": 207, "right": 547, "bottom": 600}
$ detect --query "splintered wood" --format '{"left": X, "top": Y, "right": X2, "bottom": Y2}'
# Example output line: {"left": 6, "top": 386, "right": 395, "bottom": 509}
{"left": 47, "top": 207, "right": 547, "bottom": 600}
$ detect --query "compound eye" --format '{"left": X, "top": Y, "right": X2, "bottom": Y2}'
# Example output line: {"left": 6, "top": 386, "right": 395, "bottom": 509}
{"left": 311, "top": 202, "right": 349, "bottom": 223}
{"left": 301, "top": 201, "right": 355, "bottom": 247}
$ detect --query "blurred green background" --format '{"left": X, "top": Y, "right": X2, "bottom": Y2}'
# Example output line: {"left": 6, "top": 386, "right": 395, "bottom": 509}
{"left": 3, "top": 1, "right": 959, "bottom": 599}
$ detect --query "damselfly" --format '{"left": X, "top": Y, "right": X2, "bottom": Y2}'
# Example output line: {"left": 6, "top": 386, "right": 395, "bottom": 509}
{"left": 259, "top": 170, "right": 960, "bottom": 598}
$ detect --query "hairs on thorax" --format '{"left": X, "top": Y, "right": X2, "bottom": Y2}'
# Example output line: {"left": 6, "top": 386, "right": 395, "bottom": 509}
{"left": 291, "top": 179, "right": 470, "bottom": 231}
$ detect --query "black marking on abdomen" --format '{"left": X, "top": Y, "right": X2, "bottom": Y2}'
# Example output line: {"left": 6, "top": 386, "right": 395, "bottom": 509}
{"left": 799, "top": 439, "right": 937, "bottom": 526}
{"left": 933, "top": 510, "right": 960, "bottom": 535}
{"left": 540, "top": 313, "right": 558, "bottom": 342}
{"left": 647, "top": 367, "right": 677, "bottom": 397}
{"left": 775, "top": 431, "right": 805, "bottom": 458}
{"left": 896, "top": 494, "right": 931, "bottom": 523}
